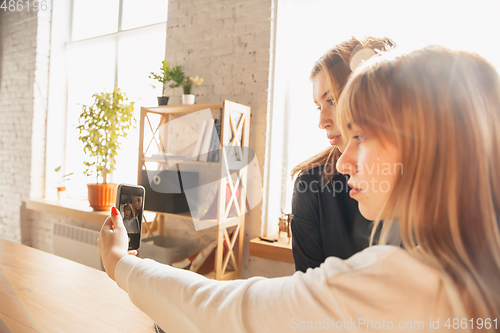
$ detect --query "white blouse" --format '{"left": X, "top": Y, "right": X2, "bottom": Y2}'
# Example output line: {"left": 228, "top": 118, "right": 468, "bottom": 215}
{"left": 115, "top": 245, "right": 453, "bottom": 333}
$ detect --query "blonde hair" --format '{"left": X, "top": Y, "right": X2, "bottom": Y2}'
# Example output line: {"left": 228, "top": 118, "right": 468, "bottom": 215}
{"left": 338, "top": 45, "right": 500, "bottom": 329}
{"left": 291, "top": 36, "right": 395, "bottom": 181}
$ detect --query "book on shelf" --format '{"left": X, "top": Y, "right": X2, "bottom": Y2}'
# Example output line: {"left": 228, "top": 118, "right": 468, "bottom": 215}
{"left": 207, "top": 119, "right": 219, "bottom": 162}
{"left": 198, "top": 119, "right": 214, "bottom": 162}
{"left": 192, "top": 120, "right": 207, "bottom": 159}
{"left": 207, "top": 108, "right": 223, "bottom": 162}
{"left": 149, "top": 152, "right": 192, "bottom": 163}
{"left": 186, "top": 108, "right": 224, "bottom": 162}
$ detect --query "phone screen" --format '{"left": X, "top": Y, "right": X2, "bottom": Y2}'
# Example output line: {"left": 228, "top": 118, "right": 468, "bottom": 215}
{"left": 116, "top": 185, "right": 145, "bottom": 250}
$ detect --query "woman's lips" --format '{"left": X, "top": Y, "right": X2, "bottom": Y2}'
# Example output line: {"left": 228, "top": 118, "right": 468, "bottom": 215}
{"left": 349, "top": 188, "right": 361, "bottom": 198}
{"left": 329, "top": 135, "right": 341, "bottom": 146}
{"left": 348, "top": 182, "right": 361, "bottom": 198}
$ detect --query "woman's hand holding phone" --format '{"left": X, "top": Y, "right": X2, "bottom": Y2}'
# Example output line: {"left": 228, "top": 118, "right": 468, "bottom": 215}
{"left": 97, "top": 206, "right": 138, "bottom": 281}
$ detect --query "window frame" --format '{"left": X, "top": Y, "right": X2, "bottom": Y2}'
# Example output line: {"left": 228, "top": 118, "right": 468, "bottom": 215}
{"left": 44, "top": 0, "right": 168, "bottom": 200}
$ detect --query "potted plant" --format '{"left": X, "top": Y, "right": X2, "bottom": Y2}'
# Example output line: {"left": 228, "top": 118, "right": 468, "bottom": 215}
{"left": 77, "top": 87, "right": 135, "bottom": 211}
{"left": 181, "top": 76, "right": 204, "bottom": 105}
{"left": 54, "top": 166, "right": 73, "bottom": 201}
{"left": 149, "top": 60, "right": 185, "bottom": 106}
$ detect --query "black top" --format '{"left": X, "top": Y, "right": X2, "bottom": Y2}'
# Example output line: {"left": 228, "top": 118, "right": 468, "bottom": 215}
{"left": 291, "top": 165, "right": 374, "bottom": 272}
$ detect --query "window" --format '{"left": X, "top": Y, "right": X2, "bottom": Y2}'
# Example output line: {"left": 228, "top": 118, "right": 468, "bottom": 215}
{"left": 46, "top": 0, "right": 168, "bottom": 199}
{"left": 265, "top": 0, "right": 500, "bottom": 236}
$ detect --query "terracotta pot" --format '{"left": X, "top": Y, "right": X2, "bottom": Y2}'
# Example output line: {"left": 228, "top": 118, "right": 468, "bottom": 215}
{"left": 57, "top": 187, "right": 67, "bottom": 201}
{"left": 87, "top": 183, "right": 117, "bottom": 211}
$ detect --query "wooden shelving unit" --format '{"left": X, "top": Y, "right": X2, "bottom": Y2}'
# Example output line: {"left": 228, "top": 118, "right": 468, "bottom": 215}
{"left": 138, "top": 101, "right": 251, "bottom": 280}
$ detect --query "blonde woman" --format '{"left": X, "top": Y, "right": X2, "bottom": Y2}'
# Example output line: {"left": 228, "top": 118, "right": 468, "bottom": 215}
{"left": 291, "top": 37, "right": 395, "bottom": 271}
{"left": 334, "top": 45, "right": 500, "bottom": 325}
{"left": 98, "top": 46, "right": 499, "bottom": 332}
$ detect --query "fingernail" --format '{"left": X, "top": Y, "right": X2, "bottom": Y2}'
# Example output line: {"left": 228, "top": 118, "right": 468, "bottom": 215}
{"left": 111, "top": 206, "right": 119, "bottom": 216}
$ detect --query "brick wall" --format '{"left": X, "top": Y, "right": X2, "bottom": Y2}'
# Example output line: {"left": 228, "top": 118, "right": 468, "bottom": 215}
{"left": 164, "top": 0, "right": 294, "bottom": 277}
{"left": 0, "top": 8, "right": 50, "bottom": 243}
{"left": 1, "top": 0, "right": 295, "bottom": 277}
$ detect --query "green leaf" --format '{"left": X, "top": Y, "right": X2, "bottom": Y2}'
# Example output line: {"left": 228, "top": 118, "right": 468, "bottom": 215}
{"left": 149, "top": 60, "right": 185, "bottom": 94}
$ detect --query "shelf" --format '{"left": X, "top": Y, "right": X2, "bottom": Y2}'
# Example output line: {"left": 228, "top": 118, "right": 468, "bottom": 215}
{"left": 139, "top": 101, "right": 251, "bottom": 280}
{"left": 249, "top": 234, "right": 294, "bottom": 264}
{"left": 144, "top": 155, "right": 247, "bottom": 170}
{"left": 25, "top": 198, "right": 110, "bottom": 226}
{"left": 144, "top": 155, "right": 219, "bottom": 166}
{"left": 141, "top": 103, "right": 224, "bottom": 115}
{"left": 24, "top": 198, "right": 204, "bottom": 228}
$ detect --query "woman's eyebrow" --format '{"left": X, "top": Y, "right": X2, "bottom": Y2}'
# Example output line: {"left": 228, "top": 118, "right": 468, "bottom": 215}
{"left": 347, "top": 122, "right": 352, "bottom": 130}
{"left": 314, "top": 90, "right": 330, "bottom": 104}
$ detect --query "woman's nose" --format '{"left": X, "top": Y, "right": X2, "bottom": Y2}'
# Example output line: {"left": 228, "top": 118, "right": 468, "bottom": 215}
{"left": 336, "top": 142, "right": 355, "bottom": 175}
{"left": 318, "top": 122, "right": 330, "bottom": 130}
{"left": 318, "top": 116, "right": 332, "bottom": 130}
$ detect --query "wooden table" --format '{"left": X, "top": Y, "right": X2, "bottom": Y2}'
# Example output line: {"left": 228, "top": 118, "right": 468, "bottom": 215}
{"left": 249, "top": 234, "right": 294, "bottom": 264}
{"left": 0, "top": 238, "right": 155, "bottom": 332}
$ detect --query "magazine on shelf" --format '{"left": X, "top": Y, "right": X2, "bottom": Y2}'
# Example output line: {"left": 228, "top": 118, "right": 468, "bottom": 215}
{"left": 207, "top": 108, "right": 223, "bottom": 162}
{"left": 192, "top": 120, "right": 208, "bottom": 159}
{"left": 207, "top": 119, "right": 220, "bottom": 162}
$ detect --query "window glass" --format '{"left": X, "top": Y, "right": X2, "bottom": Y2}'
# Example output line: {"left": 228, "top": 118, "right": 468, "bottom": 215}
{"left": 113, "top": 24, "right": 167, "bottom": 185}
{"left": 271, "top": 0, "right": 500, "bottom": 222}
{"left": 72, "top": 0, "right": 120, "bottom": 40}
{"left": 66, "top": 39, "right": 116, "bottom": 199}
{"left": 55, "top": 1, "right": 168, "bottom": 200}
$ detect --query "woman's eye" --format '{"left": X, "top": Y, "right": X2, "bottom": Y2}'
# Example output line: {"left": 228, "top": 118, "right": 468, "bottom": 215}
{"left": 327, "top": 98, "right": 335, "bottom": 105}
{"left": 353, "top": 135, "right": 365, "bottom": 143}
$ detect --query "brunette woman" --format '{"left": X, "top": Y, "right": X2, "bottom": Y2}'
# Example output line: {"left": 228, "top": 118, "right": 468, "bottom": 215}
{"left": 291, "top": 37, "right": 395, "bottom": 271}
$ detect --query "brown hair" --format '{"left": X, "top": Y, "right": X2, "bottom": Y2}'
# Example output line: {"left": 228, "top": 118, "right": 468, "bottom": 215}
{"left": 291, "top": 36, "right": 395, "bottom": 181}
{"left": 338, "top": 45, "right": 500, "bottom": 330}
{"left": 123, "top": 203, "right": 136, "bottom": 218}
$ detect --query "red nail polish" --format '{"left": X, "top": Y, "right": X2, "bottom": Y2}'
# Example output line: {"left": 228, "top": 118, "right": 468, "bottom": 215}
{"left": 111, "top": 206, "right": 119, "bottom": 216}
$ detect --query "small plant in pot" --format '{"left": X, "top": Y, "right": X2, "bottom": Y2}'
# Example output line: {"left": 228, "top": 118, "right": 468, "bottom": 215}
{"left": 149, "top": 60, "right": 185, "bottom": 106}
{"left": 54, "top": 166, "right": 73, "bottom": 201}
{"left": 77, "top": 87, "right": 135, "bottom": 211}
{"left": 181, "top": 76, "right": 203, "bottom": 105}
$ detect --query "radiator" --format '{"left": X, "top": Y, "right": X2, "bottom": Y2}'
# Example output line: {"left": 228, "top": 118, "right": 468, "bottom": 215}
{"left": 53, "top": 223, "right": 102, "bottom": 270}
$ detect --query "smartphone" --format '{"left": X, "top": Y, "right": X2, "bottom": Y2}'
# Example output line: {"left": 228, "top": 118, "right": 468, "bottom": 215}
{"left": 115, "top": 184, "right": 145, "bottom": 250}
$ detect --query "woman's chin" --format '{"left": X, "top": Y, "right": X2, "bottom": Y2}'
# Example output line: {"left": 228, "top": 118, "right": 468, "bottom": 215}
{"left": 358, "top": 204, "right": 378, "bottom": 221}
